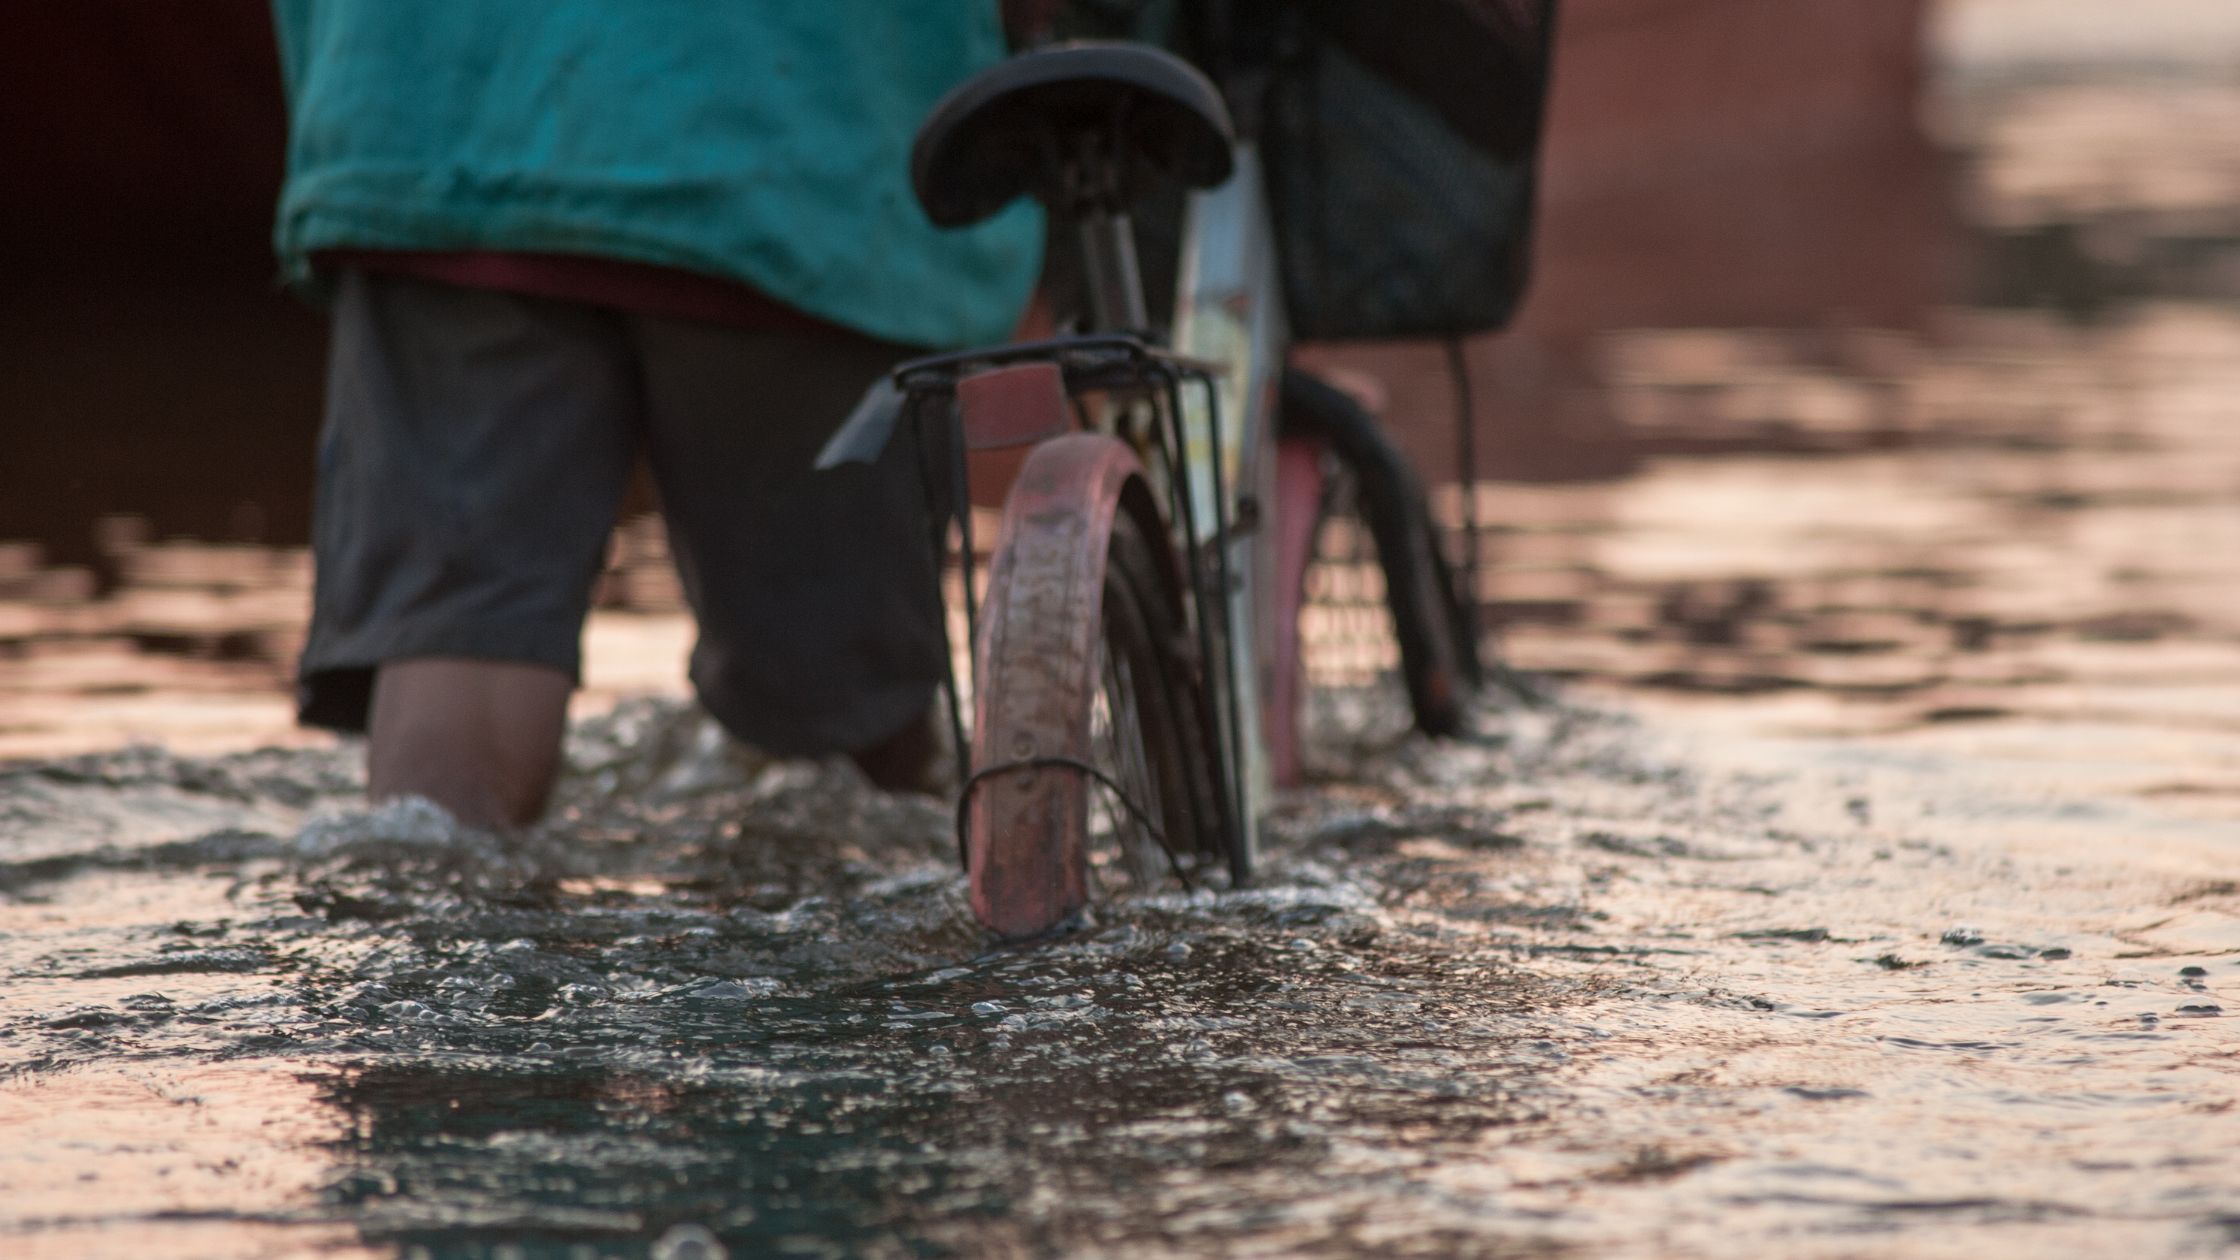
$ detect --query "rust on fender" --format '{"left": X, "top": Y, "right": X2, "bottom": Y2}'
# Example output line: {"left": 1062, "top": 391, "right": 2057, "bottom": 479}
{"left": 968, "top": 432, "right": 1149, "bottom": 939}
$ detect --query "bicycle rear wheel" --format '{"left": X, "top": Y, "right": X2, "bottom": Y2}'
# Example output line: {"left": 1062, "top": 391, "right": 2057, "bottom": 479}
{"left": 967, "top": 435, "right": 1229, "bottom": 940}
{"left": 1281, "top": 369, "right": 1482, "bottom": 738}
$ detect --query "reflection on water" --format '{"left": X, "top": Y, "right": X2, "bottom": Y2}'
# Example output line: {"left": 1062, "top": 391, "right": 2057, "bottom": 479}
{"left": 11, "top": 299, "right": 2240, "bottom": 798}
{"left": 8, "top": 10, "right": 2240, "bottom": 1259}
{"left": 3, "top": 695, "right": 2237, "bottom": 1256}
{"left": 12, "top": 312, "right": 2240, "bottom": 816}
{"left": 1490, "top": 307, "right": 2240, "bottom": 769}
{"left": 0, "top": 1062, "right": 364, "bottom": 1259}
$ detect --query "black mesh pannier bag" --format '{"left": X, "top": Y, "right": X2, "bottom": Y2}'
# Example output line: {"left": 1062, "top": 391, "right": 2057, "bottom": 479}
{"left": 1261, "top": 0, "right": 1557, "bottom": 341}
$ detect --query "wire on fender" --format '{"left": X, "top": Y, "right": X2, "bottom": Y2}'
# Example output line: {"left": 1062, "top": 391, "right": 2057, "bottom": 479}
{"left": 953, "top": 755, "right": 1195, "bottom": 890}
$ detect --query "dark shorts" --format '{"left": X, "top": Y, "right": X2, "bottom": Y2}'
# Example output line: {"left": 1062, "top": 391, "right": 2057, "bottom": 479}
{"left": 298, "top": 270, "right": 943, "bottom": 757}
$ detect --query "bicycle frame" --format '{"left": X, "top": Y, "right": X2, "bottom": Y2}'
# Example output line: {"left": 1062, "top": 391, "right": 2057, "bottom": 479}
{"left": 1169, "top": 140, "right": 1288, "bottom": 864}
{"left": 827, "top": 30, "right": 1511, "bottom": 937}
{"left": 845, "top": 40, "right": 1299, "bottom": 909}
{"left": 948, "top": 148, "right": 1289, "bottom": 872}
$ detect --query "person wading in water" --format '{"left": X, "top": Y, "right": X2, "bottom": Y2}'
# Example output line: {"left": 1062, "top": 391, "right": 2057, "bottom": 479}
{"left": 270, "top": 2, "right": 1042, "bottom": 828}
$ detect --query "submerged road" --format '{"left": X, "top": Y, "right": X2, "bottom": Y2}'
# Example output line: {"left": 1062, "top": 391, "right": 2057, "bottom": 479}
{"left": 2, "top": 694, "right": 2234, "bottom": 1258}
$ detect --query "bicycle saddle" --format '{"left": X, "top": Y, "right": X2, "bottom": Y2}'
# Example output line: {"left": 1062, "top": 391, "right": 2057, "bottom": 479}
{"left": 912, "top": 42, "right": 1235, "bottom": 228}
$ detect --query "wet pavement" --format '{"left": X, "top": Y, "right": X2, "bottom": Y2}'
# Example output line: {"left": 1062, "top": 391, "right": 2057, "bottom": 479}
{"left": 9, "top": 7, "right": 2240, "bottom": 1258}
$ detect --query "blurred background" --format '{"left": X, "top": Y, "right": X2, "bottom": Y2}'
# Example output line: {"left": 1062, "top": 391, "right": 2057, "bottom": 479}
{"left": 3, "top": 0, "right": 2237, "bottom": 818}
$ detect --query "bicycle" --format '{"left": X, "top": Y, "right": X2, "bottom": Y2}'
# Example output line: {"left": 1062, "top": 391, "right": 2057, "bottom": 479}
{"left": 820, "top": 38, "right": 1488, "bottom": 940}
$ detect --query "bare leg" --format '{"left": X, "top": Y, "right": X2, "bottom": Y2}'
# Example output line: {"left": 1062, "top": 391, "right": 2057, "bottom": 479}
{"left": 367, "top": 658, "right": 573, "bottom": 830}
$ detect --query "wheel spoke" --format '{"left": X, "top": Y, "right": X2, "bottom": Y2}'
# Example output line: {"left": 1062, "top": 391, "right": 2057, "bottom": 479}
{"left": 1087, "top": 630, "right": 1167, "bottom": 893}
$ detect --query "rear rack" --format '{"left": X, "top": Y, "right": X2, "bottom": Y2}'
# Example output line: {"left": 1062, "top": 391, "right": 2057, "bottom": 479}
{"left": 892, "top": 332, "right": 1223, "bottom": 397}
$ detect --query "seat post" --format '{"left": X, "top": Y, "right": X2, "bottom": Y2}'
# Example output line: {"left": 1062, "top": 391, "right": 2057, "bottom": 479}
{"left": 1078, "top": 210, "right": 1149, "bottom": 332}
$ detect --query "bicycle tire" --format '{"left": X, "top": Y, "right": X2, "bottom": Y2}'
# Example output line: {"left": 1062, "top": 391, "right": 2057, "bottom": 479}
{"left": 1280, "top": 369, "right": 1482, "bottom": 737}
{"left": 967, "top": 437, "right": 1229, "bottom": 939}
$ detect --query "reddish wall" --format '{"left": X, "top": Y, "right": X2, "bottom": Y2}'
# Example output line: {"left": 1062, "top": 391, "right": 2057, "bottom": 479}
{"left": 0, "top": 0, "right": 1962, "bottom": 565}
{"left": 1310, "top": 0, "right": 1964, "bottom": 480}
{"left": 2, "top": 4, "right": 321, "bottom": 568}
{"left": 1530, "top": 0, "right": 1956, "bottom": 333}
{"left": 4, "top": 3, "right": 287, "bottom": 286}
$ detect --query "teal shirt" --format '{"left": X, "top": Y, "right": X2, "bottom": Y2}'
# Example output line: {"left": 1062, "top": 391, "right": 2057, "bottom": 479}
{"left": 271, "top": 2, "right": 1041, "bottom": 349}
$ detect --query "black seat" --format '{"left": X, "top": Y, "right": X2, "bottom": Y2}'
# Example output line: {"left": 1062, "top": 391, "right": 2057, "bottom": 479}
{"left": 911, "top": 42, "right": 1235, "bottom": 228}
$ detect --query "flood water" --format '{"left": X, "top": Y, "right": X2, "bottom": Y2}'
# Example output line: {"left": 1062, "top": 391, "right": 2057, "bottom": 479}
{"left": 8, "top": 9, "right": 2240, "bottom": 1259}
